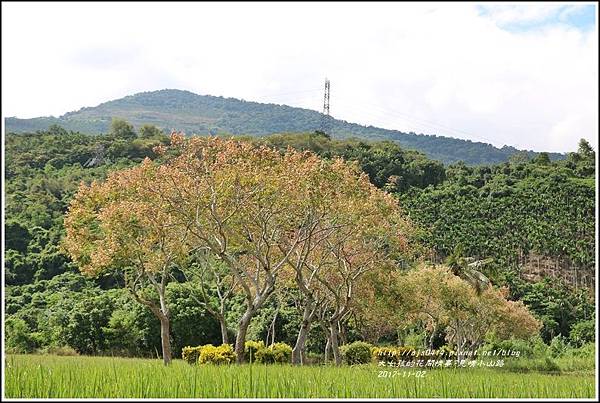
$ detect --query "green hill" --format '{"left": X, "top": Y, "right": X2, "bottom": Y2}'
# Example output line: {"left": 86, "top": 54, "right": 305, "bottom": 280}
{"left": 5, "top": 89, "right": 565, "bottom": 165}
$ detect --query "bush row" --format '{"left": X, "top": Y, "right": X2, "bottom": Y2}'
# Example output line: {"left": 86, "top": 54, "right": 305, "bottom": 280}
{"left": 184, "top": 338, "right": 594, "bottom": 366}
{"left": 182, "top": 341, "right": 293, "bottom": 365}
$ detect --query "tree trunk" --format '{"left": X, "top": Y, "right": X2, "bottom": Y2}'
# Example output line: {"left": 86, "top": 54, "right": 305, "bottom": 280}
{"left": 233, "top": 276, "right": 276, "bottom": 363}
{"left": 218, "top": 314, "right": 229, "bottom": 345}
{"left": 267, "top": 308, "right": 278, "bottom": 346}
{"left": 338, "top": 320, "right": 347, "bottom": 346}
{"left": 292, "top": 321, "right": 310, "bottom": 365}
{"left": 329, "top": 321, "right": 341, "bottom": 366}
{"left": 235, "top": 307, "right": 254, "bottom": 363}
{"left": 324, "top": 337, "right": 331, "bottom": 363}
{"left": 292, "top": 302, "right": 314, "bottom": 365}
{"left": 428, "top": 324, "right": 437, "bottom": 349}
{"left": 156, "top": 283, "right": 172, "bottom": 366}
{"left": 159, "top": 315, "right": 172, "bottom": 365}
{"left": 454, "top": 323, "right": 466, "bottom": 362}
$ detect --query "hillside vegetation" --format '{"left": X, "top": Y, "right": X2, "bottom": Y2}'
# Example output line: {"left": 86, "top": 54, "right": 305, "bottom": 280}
{"left": 5, "top": 89, "right": 565, "bottom": 165}
{"left": 4, "top": 123, "right": 594, "bottom": 362}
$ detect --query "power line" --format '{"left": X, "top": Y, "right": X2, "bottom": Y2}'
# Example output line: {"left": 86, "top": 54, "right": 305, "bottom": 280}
{"left": 356, "top": 100, "right": 502, "bottom": 145}
{"left": 336, "top": 99, "right": 500, "bottom": 146}
{"left": 240, "top": 82, "right": 514, "bottom": 149}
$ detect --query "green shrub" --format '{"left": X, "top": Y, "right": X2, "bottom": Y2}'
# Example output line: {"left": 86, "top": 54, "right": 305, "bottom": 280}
{"left": 199, "top": 344, "right": 237, "bottom": 365}
{"left": 254, "top": 347, "right": 274, "bottom": 364}
{"left": 563, "top": 342, "right": 595, "bottom": 359}
{"left": 245, "top": 340, "right": 264, "bottom": 363}
{"left": 340, "top": 341, "right": 373, "bottom": 365}
{"left": 540, "top": 357, "right": 561, "bottom": 373}
{"left": 37, "top": 346, "right": 79, "bottom": 356}
{"left": 530, "top": 336, "right": 549, "bottom": 358}
{"left": 502, "top": 357, "right": 561, "bottom": 373}
{"left": 255, "top": 342, "right": 292, "bottom": 364}
{"left": 270, "top": 342, "right": 292, "bottom": 363}
{"left": 569, "top": 320, "right": 595, "bottom": 347}
{"left": 182, "top": 346, "right": 203, "bottom": 365}
{"left": 5, "top": 318, "right": 41, "bottom": 353}
{"left": 404, "top": 331, "right": 427, "bottom": 349}
{"left": 549, "top": 335, "right": 570, "bottom": 358}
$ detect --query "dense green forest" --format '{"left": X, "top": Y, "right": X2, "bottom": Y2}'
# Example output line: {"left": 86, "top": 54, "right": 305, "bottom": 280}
{"left": 4, "top": 123, "right": 595, "bottom": 360}
{"left": 5, "top": 89, "right": 565, "bottom": 165}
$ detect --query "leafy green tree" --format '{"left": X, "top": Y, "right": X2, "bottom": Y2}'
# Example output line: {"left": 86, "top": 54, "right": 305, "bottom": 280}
{"left": 533, "top": 152, "right": 551, "bottom": 165}
{"left": 109, "top": 118, "right": 137, "bottom": 140}
{"left": 63, "top": 293, "right": 114, "bottom": 355}
{"left": 102, "top": 308, "right": 144, "bottom": 356}
{"left": 167, "top": 283, "right": 222, "bottom": 355}
{"left": 4, "top": 250, "right": 33, "bottom": 285}
{"left": 180, "top": 253, "right": 237, "bottom": 344}
{"left": 5, "top": 317, "right": 41, "bottom": 353}
{"left": 569, "top": 320, "right": 594, "bottom": 347}
{"left": 577, "top": 139, "right": 595, "bottom": 161}
{"left": 509, "top": 151, "right": 530, "bottom": 165}
{"left": 46, "top": 124, "right": 69, "bottom": 136}
{"left": 312, "top": 130, "right": 331, "bottom": 140}
{"left": 138, "top": 124, "right": 164, "bottom": 139}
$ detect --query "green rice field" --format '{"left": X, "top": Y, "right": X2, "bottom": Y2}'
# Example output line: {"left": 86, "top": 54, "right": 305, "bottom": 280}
{"left": 4, "top": 354, "right": 596, "bottom": 399}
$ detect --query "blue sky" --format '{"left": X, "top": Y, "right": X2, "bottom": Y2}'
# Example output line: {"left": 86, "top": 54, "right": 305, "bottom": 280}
{"left": 478, "top": 4, "right": 596, "bottom": 32}
{"left": 563, "top": 5, "right": 597, "bottom": 31}
{"left": 2, "top": 2, "right": 598, "bottom": 152}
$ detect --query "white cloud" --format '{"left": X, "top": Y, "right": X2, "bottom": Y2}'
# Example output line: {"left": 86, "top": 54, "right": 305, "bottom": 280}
{"left": 1, "top": 2, "right": 597, "bottom": 152}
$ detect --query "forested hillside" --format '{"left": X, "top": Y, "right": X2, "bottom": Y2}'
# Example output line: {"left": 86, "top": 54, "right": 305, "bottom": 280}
{"left": 258, "top": 133, "right": 596, "bottom": 344}
{"left": 4, "top": 124, "right": 595, "bottom": 359}
{"left": 5, "top": 89, "right": 565, "bottom": 165}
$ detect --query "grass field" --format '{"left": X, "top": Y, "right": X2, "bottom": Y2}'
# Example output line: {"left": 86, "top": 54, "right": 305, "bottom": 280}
{"left": 4, "top": 354, "right": 596, "bottom": 399}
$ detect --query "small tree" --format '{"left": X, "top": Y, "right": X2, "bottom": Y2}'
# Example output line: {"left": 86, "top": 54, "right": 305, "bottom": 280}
{"left": 139, "top": 124, "right": 164, "bottom": 139}
{"left": 109, "top": 118, "right": 136, "bottom": 140}
{"left": 577, "top": 138, "right": 595, "bottom": 161}
{"left": 400, "top": 265, "right": 541, "bottom": 358}
{"left": 533, "top": 152, "right": 551, "bottom": 166}
{"left": 509, "top": 151, "right": 530, "bottom": 165}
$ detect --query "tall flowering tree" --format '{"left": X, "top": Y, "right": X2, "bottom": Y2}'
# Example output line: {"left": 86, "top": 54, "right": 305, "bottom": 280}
{"left": 64, "top": 159, "right": 192, "bottom": 365}
{"left": 281, "top": 158, "right": 416, "bottom": 365}
{"left": 150, "top": 136, "right": 331, "bottom": 362}
{"left": 65, "top": 132, "right": 417, "bottom": 365}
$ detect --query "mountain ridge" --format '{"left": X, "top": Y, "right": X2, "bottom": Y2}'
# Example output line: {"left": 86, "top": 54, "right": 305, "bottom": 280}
{"left": 5, "top": 88, "right": 565, "bottom": 165}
